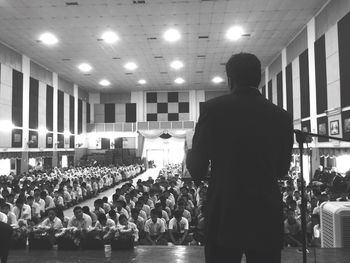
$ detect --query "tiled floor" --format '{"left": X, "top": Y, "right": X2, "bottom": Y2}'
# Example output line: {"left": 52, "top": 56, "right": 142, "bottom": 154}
{"left": 7, "top": 246, "right": 350, "bottom": 263}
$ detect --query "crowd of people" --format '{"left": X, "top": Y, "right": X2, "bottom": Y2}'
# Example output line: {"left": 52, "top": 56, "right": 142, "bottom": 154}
{"left": 0, "top": 163, "right": 208, "bottom": 249}
{"left": 281, "top": 166, "right": 350, "bottom": 248}
{"left": 2, "top": 158, "right": 350, "bottom": 251}
{"left": 0, "top": 164, "right": 143, "bottom": 244}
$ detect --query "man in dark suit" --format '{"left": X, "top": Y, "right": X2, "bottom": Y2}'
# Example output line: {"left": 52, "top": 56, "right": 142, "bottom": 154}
{"left": 186, "top": 53, "right": 293, "bottom": 263}
{"left": 0, "top": 221, "right": 13, "bottom": 263}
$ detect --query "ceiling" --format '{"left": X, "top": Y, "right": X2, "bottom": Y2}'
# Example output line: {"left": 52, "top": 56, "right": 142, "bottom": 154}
{"left": 0, "top": 0, "right": 328, "bottom": 93}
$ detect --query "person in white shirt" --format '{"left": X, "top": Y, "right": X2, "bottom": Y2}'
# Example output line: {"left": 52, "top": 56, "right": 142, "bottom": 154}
{"left": 40, "top": 208, "right": 63, "bottom": 230}
{"left": 13, "top": 198, "right": 31, "bottom": 221}
{"left": 140, "top": 209, "right": 167, "bottom": 245}
{"left": 41, "top": 191, "right": 55, "bottom": 210}
{"left": 115, "top": 200, "right": 129, "bottom": 219}
{"left": 27, "top": 196, "right": 41, "bottom": 223}
{"left": 95, "top": 213, "right": 115, "bottom": 229}
{"left": 135, "top": 201, "right": 148, "bottom": 221}
{"left": 118, "top": 214, "right": 139, "bottom": 242}
{"left": 0, "top": 204, "right": 17, "bottom": 226}
{"left": 67, "top": 206, "right": 92, "bottom": 229}
{"left": 168, "top": 210, "right": 192, "bottom": 245}
{"left": 0, "top": 211, "right": 7, "bottom": 223}
{"left": 34, "top": 192, "right": 46, "bottom": 217}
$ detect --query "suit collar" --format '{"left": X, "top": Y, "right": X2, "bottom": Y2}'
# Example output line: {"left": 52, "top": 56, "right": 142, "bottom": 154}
{"left": 232, "top": 86, "right": 261, "bottom": 97}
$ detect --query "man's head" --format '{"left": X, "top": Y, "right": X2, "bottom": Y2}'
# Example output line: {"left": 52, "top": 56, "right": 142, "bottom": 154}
{"left": 226, "top": 53, "right": 261, "bottom": 90}
{"left": 131, "top": 208, "right": 139, "bottom": 220}
{"left": 173, "top": 210, "right": 182, "bottom": 221}
{"left": 27, "top": 195, "right": 34, "bottom": 205}
{"left": 119, "top": 214, "right": 128, "bottom": 225}
{"left": 150, "top": 209, "right": 158, "bottom": 223}
{"left": 73, "top": 206, "right": 83, "bottom": 220}
{"left": 47, "top": 208, "right": 56, "bottom": 221}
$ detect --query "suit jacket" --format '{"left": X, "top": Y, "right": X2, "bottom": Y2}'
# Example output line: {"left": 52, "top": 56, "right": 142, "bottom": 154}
{"left": 186, "top": 87, "right": 293, "bottom": 249}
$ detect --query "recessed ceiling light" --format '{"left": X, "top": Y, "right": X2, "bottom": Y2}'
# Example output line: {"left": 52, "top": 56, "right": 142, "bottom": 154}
{"left": 78, "top": 63, "right": 92, "bottom": 72}
{"left": 170, "top": 60, "right": 184, "bottom": 70}
{"left": 226, "top": 26, "right": 244, "bottom": 41}
{"left": 138, "top": 79, "right": 146, "bottom": 85}
{"left": 163, "top": 28, "right": 181, "bottom": 42}
{"left": 174, "top": 77, "right": 185, "bottom": 84}
{"left": 99, "top": 79, "right": 111, "bottom": 86}
{"left": 212, "top": 76, "right": 224, "bottom": 83}
{"left": 38, "top": 32, "right": 58, "bottom": 45}
{"left": 124, "top": 62, "right": 138, "bottom": 71}
{"left": 101, "top": 31, "right": 119, "bottom": 44}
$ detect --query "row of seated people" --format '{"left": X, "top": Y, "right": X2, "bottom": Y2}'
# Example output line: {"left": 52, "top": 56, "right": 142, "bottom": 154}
{"left": 0, "top": 164, "right": 144, "bottom": 226}
{"left": 281, "top": 167, "right": 350, "bottom": 248}
{"left": 5, "top": 164, "right": 207, "bottom": 248}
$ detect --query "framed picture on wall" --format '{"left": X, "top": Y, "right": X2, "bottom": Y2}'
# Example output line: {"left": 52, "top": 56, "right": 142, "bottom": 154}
{"left": 318, "top": 123, "right": 327, "bottom": 135}
{"left": 302, "top": 126, "right": 308, "bottom": 132}
{"left": 47, "top": 136, "right": 53, "bottom": 144}
{"left": 330, "top": 120, "right": 340, "bottom": 135}
{"left": 344, "top": 118, "right": 350, "bottom": 133}
{"left": 14, "top": 133, "right": 21, "bottom": 143}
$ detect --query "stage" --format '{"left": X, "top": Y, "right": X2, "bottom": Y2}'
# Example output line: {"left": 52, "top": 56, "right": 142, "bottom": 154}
{"left": 7, "top": 246, "right": 350, "bottom": 263}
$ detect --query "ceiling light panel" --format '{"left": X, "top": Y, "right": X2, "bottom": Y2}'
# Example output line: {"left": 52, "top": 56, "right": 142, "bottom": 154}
{"left": 38, "top": 32, "right": 58, "bottom": 45}
{"left": 163, "top": 28, "right": 181, "bottom": 42}
{"left": 124, "top": 62, "right": 138, "bottom": 71}
{"left": 101, "top": 31, "right": 119, "bottom": 44}
{"left": 78, "top": 63, "right": 92, "bottom": 72}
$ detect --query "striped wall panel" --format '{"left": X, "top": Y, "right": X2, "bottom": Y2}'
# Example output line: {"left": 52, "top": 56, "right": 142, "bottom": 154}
{"left": 46, "top": 85, "right": 53, "bottom": 131}
{"left": 0, "top": 64, "right": 13, "bottom": 148}
{"left": 315, "top": 35, "right": 328, "bottom": 114}
{"left": 78, "top": 99, "right": 82, "bottom": 134}
{"left": 292, "top": 58, "right": 301, "bottom": 121}
{"left": 299, "top": 49, "right": 310, "bottom": 119}
{"left": 267, "top": 80, "right": 272, "bottom": 102}
{"left": 277, "top": 71, "right": 283, "bottom": 108}
{"left": 285, "top": 63, "right": 293, "bottom": 119}
{"left": 87, "top": 103, "right": 90, "bottom": 124}
{"left": 69, "top": 95, "right": 74, "bottom": 134}
{"left": 29, "top": 77, "right": 39, "bottom": 129}
{"left": 11, "top": 69, "right": 23, "bottom": 147}
{"left": 57, "top": 90, "right": 64, "bottom": 133}
{"left": 338, "top": 11, "right": 350, "bottom": 108}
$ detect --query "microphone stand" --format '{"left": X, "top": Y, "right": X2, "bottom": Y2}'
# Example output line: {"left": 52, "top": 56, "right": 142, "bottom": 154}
{"left": 293, "top": 129, "right": 350, "bottom": 263}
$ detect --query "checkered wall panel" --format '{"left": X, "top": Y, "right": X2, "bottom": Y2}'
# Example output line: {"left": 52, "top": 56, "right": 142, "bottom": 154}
{"left": 146, "top": 92, "right": 190, "bottom": 121}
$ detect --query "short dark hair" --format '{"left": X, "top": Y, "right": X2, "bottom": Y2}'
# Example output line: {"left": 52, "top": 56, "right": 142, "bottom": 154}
{"left": 226, "top": 53, "right": 261, "bottom": 88}
{"left": 73, "top": 206, "right": 82, "bottom": 213}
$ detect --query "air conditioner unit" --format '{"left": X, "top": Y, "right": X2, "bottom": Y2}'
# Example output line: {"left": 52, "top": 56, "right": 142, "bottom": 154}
{"left": 320, "top": 202, "right": 350, "bottom": 248}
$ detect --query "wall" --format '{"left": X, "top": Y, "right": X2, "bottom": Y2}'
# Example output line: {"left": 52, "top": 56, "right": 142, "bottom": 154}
{"left": 264, "top": 3, "right": 350, "bottom": 175}
{"left": 0, "top": 43, "right": 88, "bottom": 171}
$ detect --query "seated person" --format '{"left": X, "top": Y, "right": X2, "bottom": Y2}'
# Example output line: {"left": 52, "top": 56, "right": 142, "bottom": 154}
{"left": 129, "top": 208, "right": 145, "bottom": 240}
{"left": 27, "top": 196, "right": 41, "bottom": 224}
{"left": 118, "top": 214, "right": 139, "bottom": 243}
{"left": 154, "top": 203, "right": 169, "bottom": 223}
{"left": 13, "top": 198, "right": 31, "bottom": 221}
{"left": 135, "top": 200, "right": 148, "bottom": 221}
{"left": 82, "top": 206, "right": 97, "bottom": 226}
{"left": 177, "top": 200, "right": 192, "bottom": 223}
{"left": 40, "top": 208, "right": 63, "bottom": 230}
{"left": 168, "top": 210, "right": 192, "bottom": 245}
{"left": 140, "top": 209, "right": 167, "bottom": 245}
{"left": 0, "top": 203, "right": 17, "bottom": 226}
{"left": 284, "top": 209, "right": 302, "bottom": 247}
{"left": 95, "top": 213, "right": 115, "bottom": 229}
{"left": 107, "top": 209, "right": 120, "bottom": 226}
{"left": 67, "top": 206, "right": 92, "bottom": 229}
{"left": 115, "top": 199, "right": 129, "bottom": 219}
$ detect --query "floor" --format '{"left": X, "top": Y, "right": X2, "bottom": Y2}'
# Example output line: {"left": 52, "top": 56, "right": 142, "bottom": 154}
{"left": 64, "top": 168, "right": 160, "bottom": 218}
{"left": 7, "top": 246, "right": 350, "bottom": 263}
